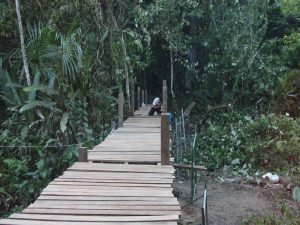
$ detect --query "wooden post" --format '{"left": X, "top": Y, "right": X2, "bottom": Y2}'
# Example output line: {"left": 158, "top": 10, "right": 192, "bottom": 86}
{"left": 78, "top": 147, "right": 88, "bottom": 162}
{"left": 161, "top": 113, "right": 170, "bottom": 165}
{"left": 141, "top": 90, "right": 145, "bottom": 105}
{"left": 162, "top": 80, "right": 167, "bottom": 113}
{"left": 130, "top": 81, "right": 135, "bottom": 116}
{"left": 118, "top": 92, "right": 124, "bottom": 127}
{"left": 137, "top": 86, "right": 141, "bottom": 109}
{"left": 145, "top": 90, "right": 148, "bottom": 104}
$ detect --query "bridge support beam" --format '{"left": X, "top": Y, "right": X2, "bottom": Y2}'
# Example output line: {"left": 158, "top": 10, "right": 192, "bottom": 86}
{"left": 142, "top": 90, "right": 145, "bottom": 105}
{"left": 161, "top": 113, "right": 170, "bottom": 165}
{"left": 118, "top": 92, "right": 124, "bottom": 127}
{"left": 145, "top": 90, "right": 148, "bottom": 104}
{"left": 137, "top": 86, "right": 141, "bottom": 109}
{"left": 78, "top": 147, "right": 88, "bottom": 162}
{"left": 130, "top": 81, "right": 135, "bottom": 116}
{"left": 162, "top": 80, "right": 167, "bottom": 113}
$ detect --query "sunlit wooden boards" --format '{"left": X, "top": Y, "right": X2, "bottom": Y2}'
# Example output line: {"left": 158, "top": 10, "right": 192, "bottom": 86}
{"left": 0, "top": 162, "right": 180, "bottom": 225}
{"left": 88, "top": 107, "right": 162, "bottom": 164}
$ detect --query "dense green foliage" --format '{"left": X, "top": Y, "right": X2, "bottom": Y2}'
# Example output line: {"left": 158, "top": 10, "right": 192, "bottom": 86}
{"left": 0, "top": 0, "right": 299, "bottom": 221}
{"left": 193, "top": 111, "right": 300, "bottom": 174}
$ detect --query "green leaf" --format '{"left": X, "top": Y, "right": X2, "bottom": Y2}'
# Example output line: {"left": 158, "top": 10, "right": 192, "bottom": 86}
{"left": 231, "top": 158, "right": 240, "bottom": 165}
{"left": 60, "top": 112, "right": 69, "bottom": 133}
{"left": 29, "top": 70, "right": 41, "bottom": 100}
{"left": 23, "top": 86, "right": 57, "bottom": 96}
{"left": 21, "top": 126, "right": 29, "bottom": 139}
{"left": 20, "top": 101, "right": 56, "bottom": 113}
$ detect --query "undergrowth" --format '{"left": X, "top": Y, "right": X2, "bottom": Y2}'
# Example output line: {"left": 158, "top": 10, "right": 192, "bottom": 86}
{"left": 244, "top": 203, "right": 300, "bottom": 225}
{"left": 189, "top": 110, "right": 300, "bottom": 176}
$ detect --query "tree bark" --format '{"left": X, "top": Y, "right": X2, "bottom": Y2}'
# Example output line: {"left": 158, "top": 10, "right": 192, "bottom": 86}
{"left": 15, "top": 0, "right": 31, "bottom": 86}
{"left": 185, "top": 15, "right": 197, "bottom": 90}
{"left": 109, "top": 9, "right": 130, "bottom": 108}
{"left": 120, "top": 32, "right": 130, "bottom": 108}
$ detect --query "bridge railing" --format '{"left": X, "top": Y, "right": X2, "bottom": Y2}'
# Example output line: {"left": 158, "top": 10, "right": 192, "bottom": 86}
{"left": 117, "top": 79, "right": 170, "bottom": 165}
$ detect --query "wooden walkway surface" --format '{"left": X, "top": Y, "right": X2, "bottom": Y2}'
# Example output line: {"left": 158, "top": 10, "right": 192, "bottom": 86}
{"left": 89, "top": 112, "right": 161, "bottom": 164}
{"left": 0, "top": 106, "right": 180, "bottom": 224}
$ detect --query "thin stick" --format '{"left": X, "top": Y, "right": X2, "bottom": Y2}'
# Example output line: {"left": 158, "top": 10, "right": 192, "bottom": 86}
{"left": 15, "top": 0, "right": 31, "bottom": 86}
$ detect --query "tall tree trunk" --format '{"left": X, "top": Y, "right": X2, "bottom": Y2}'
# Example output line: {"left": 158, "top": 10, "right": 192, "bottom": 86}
{"left": 15, "top": 0, "right": 31, "bottom": 86}
{"left": 109, "top": 9, "right": 130, "bottom": 108}
{"left": 120, "top": 32, "right": 130, "bottom": 108}
{"left": 185, "top": 15, "right": 198, "bottom": 90}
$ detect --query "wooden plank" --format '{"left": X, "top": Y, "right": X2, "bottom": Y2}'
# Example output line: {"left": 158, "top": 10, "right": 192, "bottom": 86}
{"left": 100, "top": 139, "right": 160, "bottom": 143}
{"left": 37, "top": 196, "right": 178, "bottom": 202}
{"left": 45, "top": 185, "right": 173, "bottom": 192}
{"left": 62, "top": 171, "right": 173, "bottom": 178}
{"left": 69, "top": 163, "right": 174, "bottom": 173}
{"left": 54, "top": 178, "right": 173, "bottom": 184}
{"left": 92, "top": 147, "right": 160, "bottom": 150}
{"left": 9, "top": 214, "right": 179, "bottom": 222}
{"left": 29, "top": 203, "right": 180, "bottom": 211}
{"left": 22, "top": 208, "right": 181, "bottom": 216}
{"left": 34, "top": 200, "right": 178, "bottom": 206}
{"left": 51, "top": 182, "right": 171, "bottom": 188}
{"left": 41, "top": 190, "right": 174, "bottom": 197}
{"left": 0, "top": 219, "right": 178, "bottom": 225}
{"left": 88, "top": 158, "right": 160, "bottom": 163}
{"left": 88, "top": 152, "right": 160, "bottom": 156}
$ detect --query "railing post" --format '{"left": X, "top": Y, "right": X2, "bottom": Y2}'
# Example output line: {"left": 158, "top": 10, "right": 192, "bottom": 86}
{"left": 162, "top": 80, "right": 167, "bottom": 113}
{"left": 137, "top": 86, "right": 141, "bottom": 109}
{"left": 118, "top": 92, "right": 124, "bottom": 127}
{"left": 161, "top": 113, "right": 170, "bottom": 165}
{"left": 142, "top": 90, "right": 145, "bottom": 105}
{"left": 145, "top": 90, "right": 148, "bottom": 104}
{"left": 78, "top": 147, "right": 88, "bottom": 162}
{"left": 130, "top": 81, "right": 135, "bottom": 116}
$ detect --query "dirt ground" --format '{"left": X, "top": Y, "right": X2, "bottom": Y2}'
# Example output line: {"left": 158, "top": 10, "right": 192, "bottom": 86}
{"left": 173, "top": 174, "right": 275, "bottom": 225}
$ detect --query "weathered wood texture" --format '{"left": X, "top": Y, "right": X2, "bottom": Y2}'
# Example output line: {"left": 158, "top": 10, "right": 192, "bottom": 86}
{"left": 90, "top": 106, "right": 161, "bottom": 164}
{"left": 131, "top": 81, "right": 135, "bottom": 116}
{"left": 0, "top": 104, "right": 179, "bottom": 225}
{"left": 0, "top": 163, "right": 179, "bottom": 224}
{"left": 78, "top": 147, "right": 88, "bottom": 162}
{"left": 137, "top": 86, "right": 141, "bottom": 109}
{"left": 118, "top": 92, "right": 124, "bottom": 128}
{"left": 162, "top": 81, "right": 167, "bottom": 113}
{"left": 161, "top": 113, "right": 170, "bottom": 165}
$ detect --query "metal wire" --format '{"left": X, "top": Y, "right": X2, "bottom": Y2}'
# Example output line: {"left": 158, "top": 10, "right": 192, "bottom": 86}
{"left": 0, "top": 144, "right": 79, "bottom": 148}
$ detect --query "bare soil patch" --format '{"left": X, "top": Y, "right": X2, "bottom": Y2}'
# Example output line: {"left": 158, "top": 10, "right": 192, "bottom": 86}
{"left": 173, "top": 175, "right": 275, "bottom": 225}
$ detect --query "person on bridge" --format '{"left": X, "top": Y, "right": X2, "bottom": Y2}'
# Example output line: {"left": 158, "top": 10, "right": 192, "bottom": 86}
{"left": 148, "top": 97, "right": 161, "bottom": 116}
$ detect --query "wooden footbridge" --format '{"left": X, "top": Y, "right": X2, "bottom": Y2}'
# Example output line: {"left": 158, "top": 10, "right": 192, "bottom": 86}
{"left": 0, "top": 82, "right": 180, "bottom": 225}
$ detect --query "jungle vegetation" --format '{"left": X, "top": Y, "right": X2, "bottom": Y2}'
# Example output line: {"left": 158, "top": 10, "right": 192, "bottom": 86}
{"left": 0, "top": 0, "right": 299, "bottom": 220}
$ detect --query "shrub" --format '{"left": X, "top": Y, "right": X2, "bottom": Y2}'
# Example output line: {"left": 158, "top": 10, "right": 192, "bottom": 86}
{"left": 193, "top": 110, "right": 300, "bottom": 174}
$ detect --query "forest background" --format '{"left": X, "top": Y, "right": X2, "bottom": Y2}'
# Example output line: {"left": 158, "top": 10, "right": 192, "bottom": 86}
{"left": 0, "top": 0, "right": 300, "bottom": 222}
